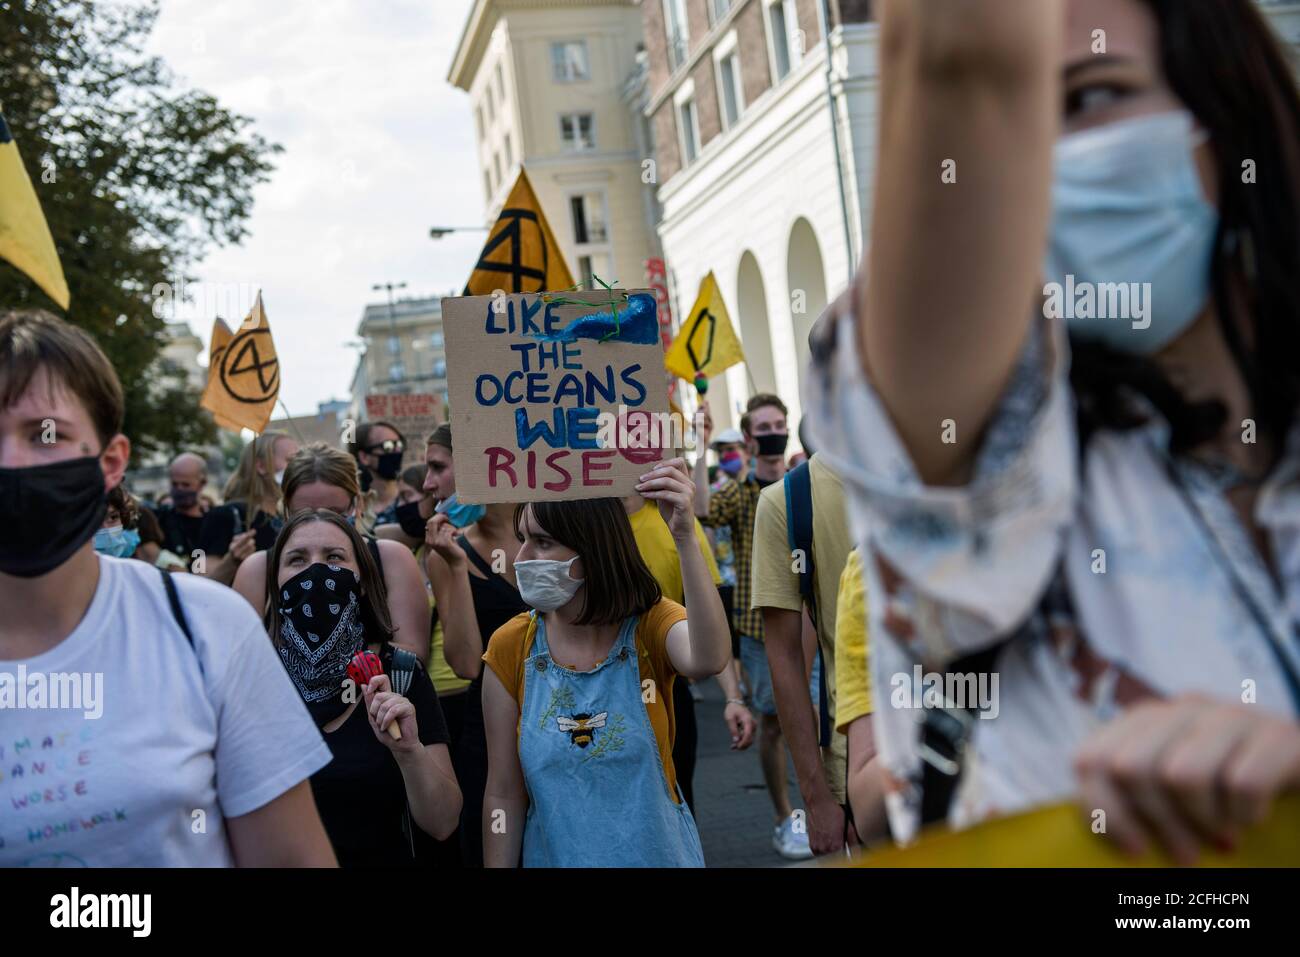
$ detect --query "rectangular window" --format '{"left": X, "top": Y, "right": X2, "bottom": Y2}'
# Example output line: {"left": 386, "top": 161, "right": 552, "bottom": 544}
{"left": 718, "top": 52, "right": 742, "bottom": 128}
{"left": 559, "top": 112, "right": 595, "bottom": 151}
{"left": 708, "top": 0, "right": 733, "bottom": 25}
{"left": 433, "top": 359, "right": 447, "bottom": 378}
{"left": 663, "top": 0, "right": 689, "bottom": 70}
{"left": 386, "top": 335, "right": 401, "bottom": 355}
{"left": 493, "top": 151, "right": 502, "bottom": 187}
{"left": 504, "top": 133, "right": 513, "bottom": 167}
{"left": 485, "top": 86, "right": 495, "bottom": 124}
{"left": 475, "top": 106, "right": 484, "bottom": 138}
{"left": 679, "top": 98, "right": 699, "bottom": 163}
{"left": 577, "top": 255, "right": 594, "bottom": 287}
{"left": 569, "top": 193, "right": 608, "bottom": 245}
{"left": 388, "top": 362, "right": 405, "bottom": 383}
{"left": 430, "top": 331, "right": 444, "bottom": 348}
{"left": 551, "top": 41, "right": 590, "bottom": 82}
{"left": 769, "top": 1, "right": 792, "bottom": 81}
{"left": 495, "top": 62, "right": 505, "bottom": 101}
{"left": 484, "top": 169, "right": 493, "bottom": 195}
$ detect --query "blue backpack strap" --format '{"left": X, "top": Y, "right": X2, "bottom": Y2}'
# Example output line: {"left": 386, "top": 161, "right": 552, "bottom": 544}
{"left": 159, "top": 567, "right": 203, "bottom": 676}
{"left": 783, "top": 460, "right": 831, "bottom": 747}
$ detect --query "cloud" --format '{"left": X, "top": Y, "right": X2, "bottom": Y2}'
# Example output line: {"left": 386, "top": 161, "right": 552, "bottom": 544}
{"left": 148, "top": 0, "right": 481, "bottom": 414}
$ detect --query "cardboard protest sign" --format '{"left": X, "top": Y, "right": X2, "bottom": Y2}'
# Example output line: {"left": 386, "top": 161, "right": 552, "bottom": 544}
{"left": 442, "top": 288, "right": 676, "bottom": 504}
{"left": 363, "top": 393, "right": 445, "bottom": 466}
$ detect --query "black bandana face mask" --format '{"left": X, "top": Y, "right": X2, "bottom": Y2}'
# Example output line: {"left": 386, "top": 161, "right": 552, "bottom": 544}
{"left": 0, "top": 456, "right": 108, "bottom": 578}
{"left": 276, "top": 562, "right": 367, "bottom": 725}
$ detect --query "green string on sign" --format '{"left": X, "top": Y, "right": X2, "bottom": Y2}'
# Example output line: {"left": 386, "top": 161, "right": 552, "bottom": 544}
{"left": 541, "top": 274, "right": 627, "bottom": 342}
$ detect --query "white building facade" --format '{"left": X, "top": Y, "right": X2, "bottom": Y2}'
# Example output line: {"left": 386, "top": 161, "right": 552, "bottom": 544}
{"left": 644, "top": 0, "right": 1300, "bottom": 434}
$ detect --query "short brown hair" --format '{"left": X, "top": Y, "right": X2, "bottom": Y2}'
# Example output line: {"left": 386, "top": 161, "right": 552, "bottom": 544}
{"left": 515, "top": 498, "right": 662, "bottom": 626}
{"left": 106, "top": 484, "right": 140, "bottom": 529}
{"left": 351, "top": 420, "right": 406, "bottom": 456}
{"left": 427, "top": 423, "right": 452, "bottom": 451}
{"left": 282, "top": 442, "right": 361, "bottom": 511}
{"left": 0, "top": 309, "right": 124, "bottom": 446}
{"left": 740, "top": 393, "right": 787, "bottom": 437}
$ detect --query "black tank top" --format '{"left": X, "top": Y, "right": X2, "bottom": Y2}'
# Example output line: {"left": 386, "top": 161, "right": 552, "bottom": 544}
{"left": 456, "top": 533, "right": 526, "bottom": 654}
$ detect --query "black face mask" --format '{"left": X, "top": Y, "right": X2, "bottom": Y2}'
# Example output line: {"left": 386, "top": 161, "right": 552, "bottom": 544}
{"left": 170, "top": 486, "right": 199, "bottom": 510}
{"left": 0, "top": 456, "right": 108, "bottom": 578}
{"left": 372, "top": 451, "right": 403, "bottom": 481}
{"left": 276, "top": 562, "right": 367, "bottom": 727}
{"left": 754, "top": 432, "right": 789, "bottom": 458}
{"left": 395, "top": 499, "right": 428, "bottom": 539}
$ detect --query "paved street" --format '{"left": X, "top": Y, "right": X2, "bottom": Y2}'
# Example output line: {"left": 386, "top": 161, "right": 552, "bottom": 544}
{"left": 689, "top": 678, "right": 804, "bottom": 868}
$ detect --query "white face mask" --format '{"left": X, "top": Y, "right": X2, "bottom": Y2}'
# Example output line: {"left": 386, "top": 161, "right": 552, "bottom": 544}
{"left": 514, "top": 556, "right": 584, "bottom": 612}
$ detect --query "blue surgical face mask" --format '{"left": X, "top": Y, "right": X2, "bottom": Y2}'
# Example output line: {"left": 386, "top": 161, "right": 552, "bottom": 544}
{"left": 1044, "top": 111, "right": 1220, "bottom": 355}
{"left": 94, "top": 524, "right": 141, "bottom": 558}
{"left": 436, "top": 492, "right": 486, "bottom": 529}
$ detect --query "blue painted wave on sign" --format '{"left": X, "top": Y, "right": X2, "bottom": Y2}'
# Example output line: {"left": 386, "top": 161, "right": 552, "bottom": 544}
{"left": 530, "top": 292, "right": 659, "bottom": 345}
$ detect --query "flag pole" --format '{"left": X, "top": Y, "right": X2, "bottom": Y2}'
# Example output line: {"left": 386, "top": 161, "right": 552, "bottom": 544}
{"left": 276, "top": 399, "right": 309, "bottom": 445}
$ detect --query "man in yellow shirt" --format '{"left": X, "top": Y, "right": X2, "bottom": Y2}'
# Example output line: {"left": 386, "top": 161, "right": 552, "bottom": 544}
{"left": 623, "top": 494, "right": 756, "bottom": 813}
{"left": 751, "top": 453, "right": 855, "bottom": 857}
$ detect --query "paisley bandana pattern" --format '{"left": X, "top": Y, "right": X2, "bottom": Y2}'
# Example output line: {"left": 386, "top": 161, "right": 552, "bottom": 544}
{"left": 277, "top": 562, "right": 366, "bottom": 722}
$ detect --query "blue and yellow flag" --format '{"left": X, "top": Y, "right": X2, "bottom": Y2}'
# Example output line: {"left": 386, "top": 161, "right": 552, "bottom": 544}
{"left": 0, "top": 108, "right": 69, "bottom": 309}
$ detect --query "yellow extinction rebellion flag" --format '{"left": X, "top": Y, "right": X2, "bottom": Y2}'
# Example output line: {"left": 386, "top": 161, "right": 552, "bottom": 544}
{"left": 664, "top": 271, "right": 745, "bottom": 382}
{"left": 835, "top": 798, "right": 1300, "bottom": 868}
{"left": 0, "top": 108, "right": 70, "bottom": 309}
{"left": 201, "top": 293, "right": 280, "bottom": 434}
{"left": 464, "top": 167, "right": 574, "bottom": 295}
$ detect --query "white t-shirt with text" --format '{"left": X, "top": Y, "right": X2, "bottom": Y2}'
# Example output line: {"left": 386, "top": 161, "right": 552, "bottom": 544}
{"left": 0, "top": 555, "right": 331, "bottom": 867}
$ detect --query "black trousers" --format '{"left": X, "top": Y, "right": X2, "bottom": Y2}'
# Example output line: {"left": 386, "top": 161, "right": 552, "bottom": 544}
{"left": 671, "top": 676, "right": 698, "bottom": 814}
{"left": 414, "top": 689, "right": 468, "bottom": 868}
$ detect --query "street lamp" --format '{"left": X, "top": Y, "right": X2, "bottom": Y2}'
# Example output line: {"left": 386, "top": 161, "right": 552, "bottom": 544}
{"left": 429, "top": 226, "right": 490, "bottom": 240}
{"left": 371, "top": 281, "right": 407, "bottom": 387}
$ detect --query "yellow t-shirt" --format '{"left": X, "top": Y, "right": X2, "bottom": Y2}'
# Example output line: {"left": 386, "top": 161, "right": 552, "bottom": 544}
{"left": 482, "top": 599, "right": 689, "bottom": 803}
{"left": 834, "top": 548, "right": 872, "bottom": 733}
{"left": 417, "top": 545, "right": 471, "bottom": 695}
{"left": 749, "top": 455, "right": 852, "bottom": 801}
{"left": 626, "top": 501, "right": 721, "bottom": 604}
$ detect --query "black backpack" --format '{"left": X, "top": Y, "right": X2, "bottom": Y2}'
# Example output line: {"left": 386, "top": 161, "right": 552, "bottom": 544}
{"left": 782, "top": 460, "right": 832, "bottom": 748}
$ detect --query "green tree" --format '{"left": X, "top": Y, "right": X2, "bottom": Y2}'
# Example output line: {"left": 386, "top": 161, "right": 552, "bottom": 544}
{"left": 0, "top": 0, "right": 281, "bottom": 462}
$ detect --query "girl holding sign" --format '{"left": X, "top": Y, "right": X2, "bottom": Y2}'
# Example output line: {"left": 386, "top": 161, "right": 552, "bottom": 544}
{"left": 480, "top": 458, "right": 732, "bottom": 867}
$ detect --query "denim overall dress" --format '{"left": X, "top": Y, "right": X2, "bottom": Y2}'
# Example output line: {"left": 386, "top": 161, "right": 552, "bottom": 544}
{"left": 519, "top": 613, "right": 706, "bottom": 867}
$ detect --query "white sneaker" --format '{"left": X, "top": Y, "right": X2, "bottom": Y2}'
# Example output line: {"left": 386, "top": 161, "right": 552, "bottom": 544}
{"left": 772, "top": 815, "right": 814, "bottom": 860}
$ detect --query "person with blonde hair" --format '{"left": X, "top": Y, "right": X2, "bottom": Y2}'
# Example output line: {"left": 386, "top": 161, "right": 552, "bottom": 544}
{"left": 198, "top": 430, "right": 298, "bottom": 585}
{"left": 233, "top": 442, "right": 431, "bottom": 663}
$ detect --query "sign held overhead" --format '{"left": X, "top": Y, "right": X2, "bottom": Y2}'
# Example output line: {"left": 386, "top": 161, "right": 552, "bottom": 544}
{"left": 442, "top": 287, "right": 679, "bottom": 504}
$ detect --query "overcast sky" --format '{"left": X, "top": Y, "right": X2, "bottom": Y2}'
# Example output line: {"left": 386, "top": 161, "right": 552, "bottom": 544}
{"left": 148, "top": 0, "right": 480, "bottom": 415}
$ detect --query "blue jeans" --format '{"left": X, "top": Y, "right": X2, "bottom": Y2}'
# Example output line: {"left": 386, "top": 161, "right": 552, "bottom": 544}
{"left": 739, "top": 635, "right": 776, "bottom": 716}
{"left": 740, "top": 635, "right": 822, "bottom": 719}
